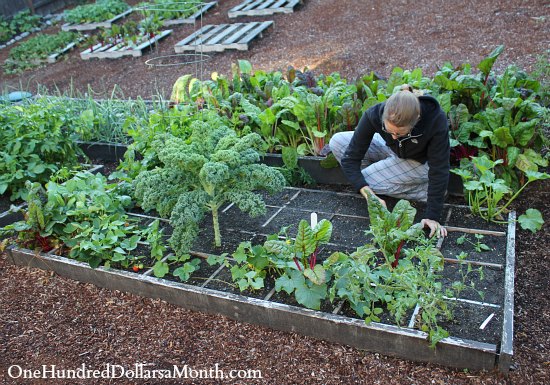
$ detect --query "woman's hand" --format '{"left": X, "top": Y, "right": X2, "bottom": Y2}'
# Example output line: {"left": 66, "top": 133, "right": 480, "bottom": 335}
{"left": 420, "top": 218, "right": 447, "bottom": 238}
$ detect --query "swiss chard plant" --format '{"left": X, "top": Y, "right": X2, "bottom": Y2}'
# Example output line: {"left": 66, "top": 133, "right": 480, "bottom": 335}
{"left": 218, "top": 218, "right": 334, "bottom": 310}
{"left": 133, "top": 121, "right": 286, "bottom": 256}
{"left": 364, "top": 191, "right": 425, "bottom": 268}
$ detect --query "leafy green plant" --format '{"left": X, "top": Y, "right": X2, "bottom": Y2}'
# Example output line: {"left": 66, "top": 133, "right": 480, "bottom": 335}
{"left": 264, "top": 219, "right": 333, "bottom": 309}
{"left": 0, "top": 10, "right": 42, "bottom": 43}
{"left": 133, "top": 121, "right": 286, "bottom": 255}
{"left": 449, "top": 252, "right": 485, "bottom": 300}
{"left": 10, "top": 10, "right": 41, "bottom": 34}
{"left": 73, "top": 85, "right": 151, "bottom": 144}
{"left": 4, "top": 31, "right": 79, "bottom": 74}
{"left": 276, "top": 146, "right": 315, "bottom": 187}
{"left": 456, "top": 233, "right": 491, "bottom": 252}
{"left": 221, "top": 218, "right": 334, "bottom": 310}
{"left": 325, "top": 238, "right": 451, "bottom": 346}
{"left": 64, "top": 0, "right": 129, "bottom": 24}
{"left": 0, "top": 98, "right": 84, "bottom": 200}
{"left": 1, "top": 172, "right": 166, "bottom": 269}
{"left": 452, "top": 155, "right": 549, "bottom": 231}
{"left": 364, "top": 191, "right": 424, "bottom": 268}
{"left": 138, "top": 0, "right": 203, "bottom": 21}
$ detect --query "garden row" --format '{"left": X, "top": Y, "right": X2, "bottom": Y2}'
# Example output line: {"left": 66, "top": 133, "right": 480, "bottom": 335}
{"left": 2, "top": 0, "right": 300, "bottom": 73}
{"left": 0, "top": 50, "right": 548, "bottom": 371}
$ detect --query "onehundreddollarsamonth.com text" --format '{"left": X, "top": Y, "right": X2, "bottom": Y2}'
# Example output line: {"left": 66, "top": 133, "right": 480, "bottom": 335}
{"left": 6, "top": 363, "right": 263, "bottom": 380}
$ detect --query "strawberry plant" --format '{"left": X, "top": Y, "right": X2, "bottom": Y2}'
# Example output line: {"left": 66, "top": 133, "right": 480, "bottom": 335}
{"left": 1, "top": 172, "right": 167, "bottom": 269}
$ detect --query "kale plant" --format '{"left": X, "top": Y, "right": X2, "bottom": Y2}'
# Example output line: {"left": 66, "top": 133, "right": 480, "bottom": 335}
{"left": 133, "top": 122, "right": 286, "bottom": 255}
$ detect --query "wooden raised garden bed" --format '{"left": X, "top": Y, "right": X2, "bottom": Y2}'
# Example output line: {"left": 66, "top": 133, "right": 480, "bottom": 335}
{"left": 61, "top": 8, "right": 133, "bottom": 31}
{"left": 6, "top": 187, "right": 516, "bottom": 372}
{"left": 80, "top": 30, "right": 172, "bottom": 60}
{"left": 174, "top": 21, "right": 273, "bottom": 52}
{"left": 228, "top": 0, "right": 302, "bottom": 18}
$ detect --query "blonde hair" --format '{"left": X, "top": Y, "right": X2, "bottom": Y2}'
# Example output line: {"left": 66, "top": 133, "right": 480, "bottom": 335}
{"left": 382, "top": 87, "right": 420, "bottom": 128}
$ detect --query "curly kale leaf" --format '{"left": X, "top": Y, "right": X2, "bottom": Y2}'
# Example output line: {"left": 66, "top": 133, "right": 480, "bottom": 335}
{"left": 133, "top": 121, "right": 286, "bottom": 252}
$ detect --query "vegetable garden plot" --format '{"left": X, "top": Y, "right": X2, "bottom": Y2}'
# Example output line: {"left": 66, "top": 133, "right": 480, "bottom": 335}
{"left": 61, "top": 9, "right": 133, "bottom": 31}
{"left": 174, "top": 21, "right": 273, "bottom": 52}
{"left": 156, "top": 1, "right": 218, "bottom": 26}
{"left": 228, "top": 0, "right": 302, "bottom": 18}
{"left": 80, "top": 29, "right": 172, "bottom": 59}
{"left": 6, "top": 187, "right": 516, "bottom": 372}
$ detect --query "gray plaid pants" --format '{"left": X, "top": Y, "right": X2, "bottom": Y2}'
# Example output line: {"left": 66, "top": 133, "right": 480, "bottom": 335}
{"left": 329, "top": 132, "right": 429, "bottom": 201}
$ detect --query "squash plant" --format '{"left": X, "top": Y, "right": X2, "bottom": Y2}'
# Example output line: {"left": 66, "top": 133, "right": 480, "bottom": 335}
{"left": 133, "top": 120, "right": 286, "bottom": 256}
{"left": 452, "top": 155, "right": 549, "bottom": 232}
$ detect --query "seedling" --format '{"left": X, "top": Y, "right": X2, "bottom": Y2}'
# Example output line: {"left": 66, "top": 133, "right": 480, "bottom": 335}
{"left": 456, "top": 233, "right": 491, "bottom": 252}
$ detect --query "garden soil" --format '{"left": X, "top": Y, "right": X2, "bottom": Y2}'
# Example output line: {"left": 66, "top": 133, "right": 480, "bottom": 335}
{"left": 1, "top": 0, "right": 550, "bottom": 384}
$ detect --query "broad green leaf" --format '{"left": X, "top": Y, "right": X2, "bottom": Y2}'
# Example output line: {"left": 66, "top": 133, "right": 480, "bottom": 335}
{"left": 281, "top": 146, "right": 298, "bottom": 169}
{"left": 515, "top": 154, "right": 538, "bottom": 173}
{"left": 238, "top": 60, "right": 252, "bottom": 75}
{"left": 525, "top": 171, "right": 550, "bottom": 183}
{"left": 304, "top": 265, "right": 327, "bottom": 285}
{"left": 275, "top": 273, "right": 298, "bottom": 294}
{"left": 477, "top": 45, "right": 504, "bottom": 76}
{"left": 313, "top": 219, "right": 332, "bottom": 244}
{"left": 506, "top": 146, "right": 521, "bottom": 167}
{"left": 153, "top": 261, "right": 169, "bottom": 278}
{"left": 510, "top": 119, "right": 537, "bottom": 147}
{"left": 518, "top": 209, "right": 544, "bottom": 233}
{"left": 436, "top": 93, "right": 451, "bottom": 114}
{"left": 111, "top": 253, "right": 125, "bottom": 262}
{"left": 295, "top": 220, "right": 316, "bottom": 256}
{"left": 492, "top": 126, "right": 514, "bottom": 148}
{"left": 294, "top": 282, "right": 327, "bottom": 310}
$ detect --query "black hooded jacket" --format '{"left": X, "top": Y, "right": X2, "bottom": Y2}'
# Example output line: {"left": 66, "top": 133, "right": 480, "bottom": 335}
{"left": 340, "top": 95, "right": 450, "bottom": 221}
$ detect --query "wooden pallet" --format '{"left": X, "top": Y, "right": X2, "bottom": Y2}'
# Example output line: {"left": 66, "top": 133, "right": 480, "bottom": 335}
{"left": 47, "top": 38, "right": 84, "bottom": 63}
{"left": 80, "top": 30, "right": 172, "bottom": 60}
{"left": 228, "top": 0, "right": 301, "bottom": 18}
{"left": 61, "top": 8, "right": 133, "bottom": 31}
{"left": 174, "top": 21, "right": 273, "bottom": 52}
{"left": 159, "top": 1, "right": 218, "bottom": 26}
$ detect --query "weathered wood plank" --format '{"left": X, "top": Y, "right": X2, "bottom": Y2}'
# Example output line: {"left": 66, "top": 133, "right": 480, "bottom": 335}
{"left": 80, "top": 30, "right": 172, "bottom": 60}
{"left": 174, "top": 22, "right": 272, "bottom": 52}
{"left": 228, "top": 0, "right": 300, "bottom": 18}
{"left": 499, "top": 212, "right": 516, "bottom": 373}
